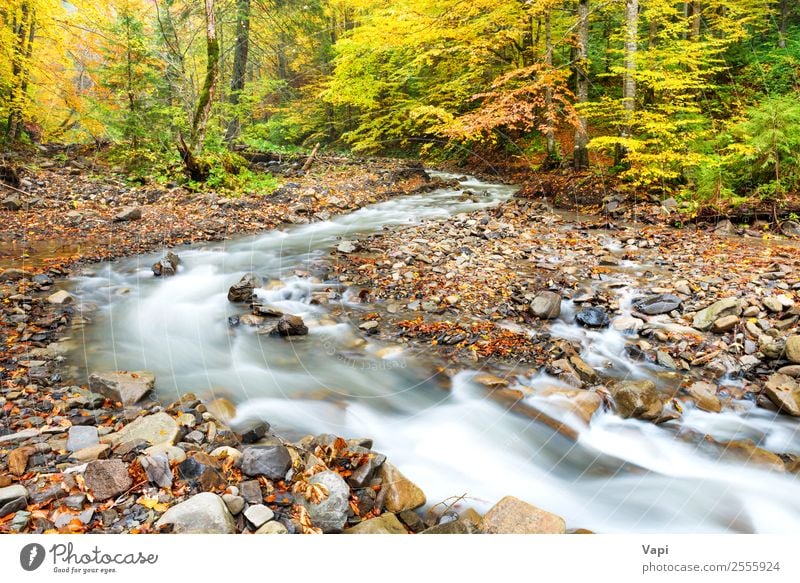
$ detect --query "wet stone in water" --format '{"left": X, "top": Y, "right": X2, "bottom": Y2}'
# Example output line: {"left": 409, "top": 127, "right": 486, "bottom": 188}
{"left": 575, "top": 306, "right": 609, "bottom": 328}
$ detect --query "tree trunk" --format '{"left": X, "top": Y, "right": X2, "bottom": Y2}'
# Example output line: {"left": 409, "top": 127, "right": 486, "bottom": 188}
{"left": 617, "top": 0, "right": 638, "bottom": 165}
{"left": 542, "top": 9, "right": 558, "bottom": 168}
{"left": 225, "top": 0, "right": 250, "bottom": 144}
{"left": 689, "top": 1, "right": 701, "bottom": 42}
{"left": 277, "top": 32, "right": 289, "bottom": 81}
{"left": 6, "top": 2, "right": 35, "bottom": 142}
{"left": 573, "top": 0, "right": 590, "bottom": 170}
{"left": 644, "top": 17, "right": 657, "bottom": 106}
{"left": 778, "top": 0, "right": 789, "bottom": 49}
{"left": 124, "top": 13, "right": 137, "bottom": 148}
{"left": 179, "top": 0, "right": 219, "bottom": 180}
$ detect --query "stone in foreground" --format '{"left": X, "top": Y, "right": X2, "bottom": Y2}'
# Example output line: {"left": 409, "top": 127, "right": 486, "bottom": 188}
{"left": 84, "top": 460, "right": 132, "bottom": 501}
{"left": 244, "top": 504, "right": 274, "bottom": 529}
{"left": 764, "top": 373, "right": 800, "bottom": 417}
{"left": 692, "top": 297, "right": 742, "bottom": 331}
{"left": 344, "top": 513, "right": 407, "bottom": 534}
{"left": 255, "top": 521, "right": 288, "bottom": 534}
{"left": 155, "top": 493, "right": 235, "bottom": 534}
{"left": 89, "top": 370, "right": 155, "bottom": 406}
{"left": 0, "top": 485, "right": 27, "bottom": 503}
{"left": 297, "top": 470, "right": 350, "bottom": 533}
{"left": 481, "top": 496, "right": 566, "bottom": 534}
{"left": 609, "top": 380, "right": 663, "bottom": 420}
{"left": 530, "top": 291, "right": 561, "bottom": 319}
{"left": 110, "top": 412, "right": 179, "bottom": 447}
{"left": 240, "top": 445, "right": 292, "bottom": 479}
{"left": 377, "top": 462, "right": 426, "bottom": 513}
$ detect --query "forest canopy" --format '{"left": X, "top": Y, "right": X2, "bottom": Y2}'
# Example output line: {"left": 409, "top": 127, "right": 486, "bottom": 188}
{"left": 1, "top": 0, "right": 799, "bottom": 204}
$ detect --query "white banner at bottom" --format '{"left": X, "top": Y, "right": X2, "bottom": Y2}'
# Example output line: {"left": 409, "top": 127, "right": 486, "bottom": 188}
{"left": 0, "top": 534, "right": 797, "bottom": 583}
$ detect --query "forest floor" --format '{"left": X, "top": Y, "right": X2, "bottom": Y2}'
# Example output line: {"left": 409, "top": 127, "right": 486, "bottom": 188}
{"left": 0, "top": 151, "right": 436, "bottom": 271}
{"left": 2, "top": 151, "right": 800, "bottom": 535}
{"left": 446, "top": 154, "right": 800, "bottom": 237}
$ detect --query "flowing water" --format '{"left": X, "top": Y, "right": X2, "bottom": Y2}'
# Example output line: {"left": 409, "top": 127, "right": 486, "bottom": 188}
{"left": 66, "top": 172, "right": 800, "bottom": 533}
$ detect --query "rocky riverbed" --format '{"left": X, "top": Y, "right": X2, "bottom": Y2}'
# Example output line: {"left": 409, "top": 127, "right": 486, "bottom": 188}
{"left": 3, "top": 161, "right": 800, "bottom": 535}
{"left": 329, "top": 194, "right": 800, "bottom": 471}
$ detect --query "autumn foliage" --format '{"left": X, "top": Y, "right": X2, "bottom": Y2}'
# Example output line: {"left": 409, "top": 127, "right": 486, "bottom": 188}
{"left": 1, "top": 1, "right": 799, "bottom": 204}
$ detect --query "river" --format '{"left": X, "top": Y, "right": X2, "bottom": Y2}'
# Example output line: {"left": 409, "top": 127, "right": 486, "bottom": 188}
{"left": 65, "top": 172, "right": 800, "bottom": 533}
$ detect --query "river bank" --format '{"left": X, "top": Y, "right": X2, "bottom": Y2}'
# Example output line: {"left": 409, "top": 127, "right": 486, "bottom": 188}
{"left": 0, "top": 153, "right": 438, "bottom": 270}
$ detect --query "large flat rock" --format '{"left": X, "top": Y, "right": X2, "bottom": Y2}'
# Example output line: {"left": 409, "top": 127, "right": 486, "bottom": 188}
{"left": 481, "top": 496, "right": 566, "bottom": 534}
{"left": 89, "top": 371, "right": 155, "bottom": 406}
{"left": 108, "top": 412, "right": 179, "bottom": 447}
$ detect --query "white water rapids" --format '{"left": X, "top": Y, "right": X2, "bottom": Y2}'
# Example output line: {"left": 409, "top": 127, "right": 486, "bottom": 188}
{"left": 67, "top": 172, "right": 800, "bottom": 533}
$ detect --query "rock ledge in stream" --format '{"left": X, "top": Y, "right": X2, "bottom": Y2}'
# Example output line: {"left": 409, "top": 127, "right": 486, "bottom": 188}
{"left": 152, "top": 252, "right": 180, "bottom": 276}
{"left": 228, "top": 272, "right": 262, "bottom": 303}
{"left": 609, "top": 380, "right": 663, "bottom": 420}
{"left": 88, "top": 370, "right": 155, "bottom": 406}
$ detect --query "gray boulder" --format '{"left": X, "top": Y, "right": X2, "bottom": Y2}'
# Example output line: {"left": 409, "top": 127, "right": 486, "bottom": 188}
{"left": 530, "top": 292, "right": 561, "bottom": 319}
{"left": 240, "top": 445, "right": 292, "bottom": 479}
{"left": 67, "top": 426, "right": 99, "bottom": 452}
{"left": 633, "top": 293, "right": 682, "bottom": 315}
{"left": 155, "top": 493, "right": 235, "bottom": 534}
{"left": 297, "top": 470, "right": 350, "bottom": 532}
